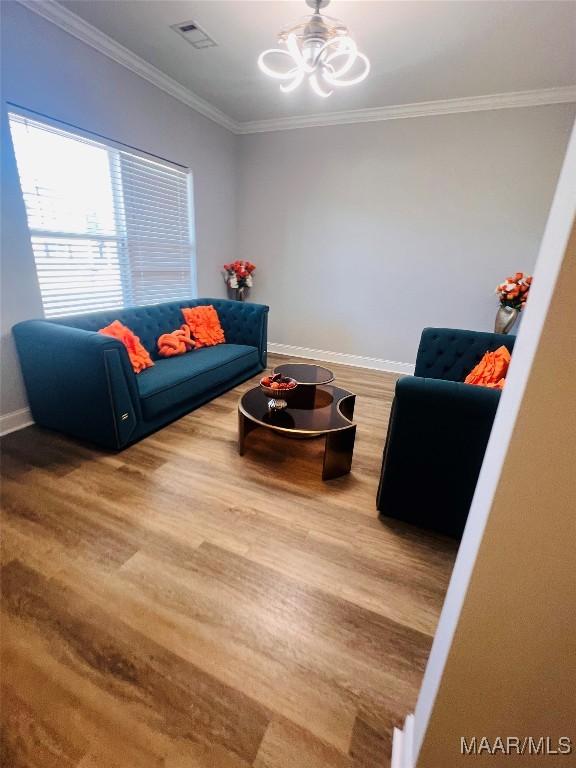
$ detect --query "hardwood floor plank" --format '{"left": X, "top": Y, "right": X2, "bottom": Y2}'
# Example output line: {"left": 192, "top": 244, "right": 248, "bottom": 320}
{"left": 2, "top": 560, "right": 271, "bottom": 765}
{"left": 254, "top": 719, "right": 352, "bottom": 768}
{"left": 1, "top": 477, "right": 138, "bottom": 570}
{"left": 58, "top": 549, "right": 358, "bottom": 752}
{"left": 242, "top": 536, "right": 445, "bottom": 635}
{"left": 1, "top": 684, "right": 86, "bottom": 768}
{"left": 2, "top": 627, "right": 168, "bottom": 768}
{"left": 348, "top": 714, "right": 394, "bottom": 768}
{"left": 193, "top": 541, "right": 431, "bottom": 679}
{"left": 162, "top": 742, "right": 253, "bottom": 768}
{"left": 0, "top": 355, "right": 458, "bottom": 768}
{"left": 117, "top": 542, "right": 429, "bottom": 738}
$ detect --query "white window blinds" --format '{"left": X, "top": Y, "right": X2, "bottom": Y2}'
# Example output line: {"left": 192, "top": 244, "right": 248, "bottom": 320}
{"left": 9, "top": 112, "right": 195, "bottom": 317}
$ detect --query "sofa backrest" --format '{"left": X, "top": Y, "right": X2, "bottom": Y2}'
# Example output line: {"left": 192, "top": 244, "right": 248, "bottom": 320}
{"left": 49, "top": 298, "right": 245, "bottom": 359}
{"left": 415, "top": 327, "right": 517, "bottom": 382}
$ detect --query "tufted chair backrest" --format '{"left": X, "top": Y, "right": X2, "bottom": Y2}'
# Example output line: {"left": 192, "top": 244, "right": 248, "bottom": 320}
{"left": 50, "top": 298, "right": 260, "bottom": 359}
{"left": 414, "top": 327, "right": 516, "bottom": 382}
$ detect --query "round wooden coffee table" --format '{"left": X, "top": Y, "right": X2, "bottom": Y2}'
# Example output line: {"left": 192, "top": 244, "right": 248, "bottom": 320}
{"left": 238, "top": 366, "right": 356, "bottom": 481}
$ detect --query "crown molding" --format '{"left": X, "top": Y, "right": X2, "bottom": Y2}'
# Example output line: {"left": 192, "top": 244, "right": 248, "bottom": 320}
{"left": 237, "top": 85, "right": 576, "bottom": 134}
{"left": 17, "top": 0, "right": 239, "bottom": 133}
{"left": 18, "top": 1, "right": 576, "bottom": 136}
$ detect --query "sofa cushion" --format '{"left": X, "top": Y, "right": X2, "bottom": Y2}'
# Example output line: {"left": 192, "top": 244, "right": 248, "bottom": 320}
{"left": 464, "top": 345, "right": 510, "bottom": 388}
{"left": 137, "top": 344, "right": 259, "bottom": 419}
{"left": 182, "top": 305, "right": 225, "bottom": 347}
{"left": 98, "top": 320, "right": 154, "bottom": 373}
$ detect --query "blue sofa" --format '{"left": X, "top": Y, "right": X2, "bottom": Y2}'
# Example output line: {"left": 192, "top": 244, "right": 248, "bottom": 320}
{"left": 13, "top": 298, "right": 268, "bottom": 449}
{"left": 377, "top": 327, "right": 516, "bottom": 538}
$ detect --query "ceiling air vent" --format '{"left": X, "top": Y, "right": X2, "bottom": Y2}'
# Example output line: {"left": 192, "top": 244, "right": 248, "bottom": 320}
{"left": 171, "top": 20, "right": 217, "bottom": 49}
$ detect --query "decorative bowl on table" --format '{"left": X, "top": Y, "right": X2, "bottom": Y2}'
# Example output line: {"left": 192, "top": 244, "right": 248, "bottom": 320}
{"left": 260, "top": 373, "right": 298, "bottom": 410}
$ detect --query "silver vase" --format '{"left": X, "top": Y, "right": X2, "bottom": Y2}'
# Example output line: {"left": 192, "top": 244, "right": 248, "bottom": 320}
{"left": 494, "top": 305, "right": 518, "bottom": 334}
{"left": 226, "top": 286, "right": 250, "bottom": 302}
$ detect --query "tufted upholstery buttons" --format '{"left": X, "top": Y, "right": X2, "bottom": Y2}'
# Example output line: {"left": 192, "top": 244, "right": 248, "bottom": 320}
{"left": 415, "top": 327, "right": 516, "bottom": 382}
{"left": 49, "top": 298, "right": 269, "bottom": 363}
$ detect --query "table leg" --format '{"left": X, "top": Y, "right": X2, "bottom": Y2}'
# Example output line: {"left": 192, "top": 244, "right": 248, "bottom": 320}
{"left": 292, "top": 384, "right": 317, "bottom": 410}
{"left": 238, "top": 410, "right": 260, "bottom": 455}
{"left": 322, "top": 424, "right": 357, "bottom": 480}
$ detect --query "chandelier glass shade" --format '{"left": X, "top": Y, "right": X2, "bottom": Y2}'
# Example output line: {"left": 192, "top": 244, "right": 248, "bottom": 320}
{"left": 257, "top": 0, "right": 370, "bottom": 97}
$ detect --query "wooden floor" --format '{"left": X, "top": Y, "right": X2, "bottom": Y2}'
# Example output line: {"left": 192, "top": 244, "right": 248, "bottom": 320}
{"left": 1, "top": 354, "right": 458, "bottom": 768}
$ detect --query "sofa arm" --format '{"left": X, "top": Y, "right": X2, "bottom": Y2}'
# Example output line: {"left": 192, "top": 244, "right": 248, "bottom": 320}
{"left": 13, "top": 320, "right": 141, "bottom": 449}
{"left": 209, "top": 299, "right": 269, "bottom": 368}
{"left": 377, "top": 376, "right": 501, "bottom": 537}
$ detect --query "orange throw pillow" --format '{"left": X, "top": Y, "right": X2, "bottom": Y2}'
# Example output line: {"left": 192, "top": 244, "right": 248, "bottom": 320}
{"left": 157, "top": 324, "right": 196, "bottom": 358}
{"left": 99, "top": 320, "right": 154, "bottom": 374}
{"left": 464, "top": 345, "right": 510, "bottom": 389}
{"left": 181, "top": 305, "right": 225, "bottom": 348}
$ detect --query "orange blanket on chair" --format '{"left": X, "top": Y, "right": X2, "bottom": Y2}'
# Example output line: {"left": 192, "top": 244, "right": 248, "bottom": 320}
{"left": 157, "top": 324, "right": 197, "bottom": 357}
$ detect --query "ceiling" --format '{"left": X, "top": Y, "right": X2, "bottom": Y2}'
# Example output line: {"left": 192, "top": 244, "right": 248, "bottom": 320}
{"left": 59, "top": 1, "right": 576, "bottom": 124}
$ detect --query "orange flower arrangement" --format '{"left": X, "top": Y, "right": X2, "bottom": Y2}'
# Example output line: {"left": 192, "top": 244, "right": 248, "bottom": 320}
{"left": 223, "top": 260, "right": 256, "bottom": 290}
{"left": 495, "top": 272, "right": 532, "bottom": 311}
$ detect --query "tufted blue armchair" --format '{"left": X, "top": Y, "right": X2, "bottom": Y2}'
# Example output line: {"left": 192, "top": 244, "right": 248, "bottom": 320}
{"left": 13, "top": 298, "right": 268, "bottom": 449}
{"left": 377, "top": 327, "right": 515, "bottom": 538}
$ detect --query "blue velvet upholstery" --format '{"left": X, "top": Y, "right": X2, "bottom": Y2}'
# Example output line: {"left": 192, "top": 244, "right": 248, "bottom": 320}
{"left": 415, "top": 327, "right": 516, "bottom": 382}
{"left": 377, "top": 327, "right": 515, "bottom": 538}
{"left": 49, "top": 298, "right": 268, "bottom": 366}
{"left": 13, "top": 298, "right": 268, "bottom": 449}
{"left": 137, "top": 345, "right": 259, "bottom": 420}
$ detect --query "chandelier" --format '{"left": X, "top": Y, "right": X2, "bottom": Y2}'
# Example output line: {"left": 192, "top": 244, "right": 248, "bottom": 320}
{"left": 257, "top": 0, "right": 370, "bottom": 97}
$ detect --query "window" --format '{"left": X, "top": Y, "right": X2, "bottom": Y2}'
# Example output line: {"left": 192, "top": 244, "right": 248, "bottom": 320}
{"left": 9, "top": 112, "right": 195, "bottom": 317}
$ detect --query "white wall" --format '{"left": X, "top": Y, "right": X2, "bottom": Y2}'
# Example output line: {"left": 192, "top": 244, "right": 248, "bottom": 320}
{"left": 0, "top": 2, "right": 237, "bottom": 417}
{"left": 237, "top": 107, "right": 574, "bottom": 365}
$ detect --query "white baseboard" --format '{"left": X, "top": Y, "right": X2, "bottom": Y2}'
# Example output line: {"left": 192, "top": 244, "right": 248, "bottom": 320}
{"left": 267, "top": 342, "right": 415, "bottom": 375}
{"left": 391, "top": 714, "right": 415, "bottom": 768}
{"left": 0, "top": 407, "right": 34, "bottom": 436}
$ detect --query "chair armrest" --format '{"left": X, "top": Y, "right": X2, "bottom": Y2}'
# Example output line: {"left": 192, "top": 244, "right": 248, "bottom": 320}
{"left": 13, "top": 320, "right": 141, "bottom": 448}
{"left": 209, "top": 299, "right": 269, "bottom": 368}
{"left": 377, "top": 376, "right": 501, "bottom": 537}
{"left": 389, "top": 375, "right": 501, "bottom": 460}
{"left": 395, "top": 375, "right": 502, "bottom": 416}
